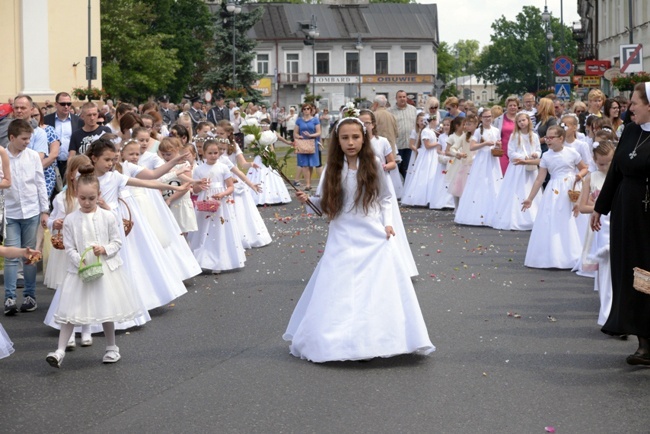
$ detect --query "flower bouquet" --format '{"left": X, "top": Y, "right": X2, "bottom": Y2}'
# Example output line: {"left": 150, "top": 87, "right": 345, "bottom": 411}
{"left": 611, "top": 72, "right": 650, "bottom": 92}
{"left": 240, "top": 120, "right": 322, "bottom": 216}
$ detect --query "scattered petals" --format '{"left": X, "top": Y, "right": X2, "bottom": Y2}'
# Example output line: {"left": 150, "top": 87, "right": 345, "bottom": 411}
{"left": 545, "top": 427, "right": 556, "bottom": 433}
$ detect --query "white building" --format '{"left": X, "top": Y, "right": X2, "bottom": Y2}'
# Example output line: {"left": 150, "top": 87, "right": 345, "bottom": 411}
{"left": 447, "top": 75, "right": 498, "bottom": 105}
{"left": 216, "top": 1, "right": 440, "bottom": 111}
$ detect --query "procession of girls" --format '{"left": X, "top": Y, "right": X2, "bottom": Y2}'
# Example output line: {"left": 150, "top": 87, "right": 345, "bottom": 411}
{"left": 398, "top": 96, "right": 618, "bottom": 329}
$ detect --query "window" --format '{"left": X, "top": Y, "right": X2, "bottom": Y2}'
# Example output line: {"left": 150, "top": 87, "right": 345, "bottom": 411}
{"left": 405, "top": 52, "right": 417, "bottom": 74}
{"left": 257, "top": 54, "right": 269, "bottom": 75}
{"left": 346, "top": 52, "right": 359, "bottom": 75}
{"left": 316, "top": 52, "right": 329, "bottom": 75}
{"left": 286, "top": 53, "right": 299, "bottom": 82}
{"left": 375, "top": 52, "right": 388, "bottom": 74}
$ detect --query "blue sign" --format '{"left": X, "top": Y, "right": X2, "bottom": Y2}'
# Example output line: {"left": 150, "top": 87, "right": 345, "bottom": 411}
{"left": 555, "top": 84, "right": 571, "bottom": 100}
{"left": 553, "top": 56, "right": 574, "bottom": 76}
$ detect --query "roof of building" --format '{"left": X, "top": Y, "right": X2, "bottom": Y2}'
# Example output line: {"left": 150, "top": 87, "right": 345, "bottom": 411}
{"left": 209, "top": 3, "right": 439, "bottom": 43}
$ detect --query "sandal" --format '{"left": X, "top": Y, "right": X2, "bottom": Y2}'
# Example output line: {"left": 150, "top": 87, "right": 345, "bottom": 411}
{"left": 46, "top": 350, "right": 65, "bottom": 369}
{"left": 81, "top": 333, "right": 93, "bottom": 347}
{"left": 305, "top": 186, "right": 312, "bottom": 192}
{"left": 66, "top": 335, "right": 76, "bottom": 351}
{"left": 102, "top": 345, "right": 121, "bottom": 364}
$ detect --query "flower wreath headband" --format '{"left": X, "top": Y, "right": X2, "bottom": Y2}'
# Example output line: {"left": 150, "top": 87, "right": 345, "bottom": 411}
{"left": 333, "top": 102, "right": 366, "bottom": 135}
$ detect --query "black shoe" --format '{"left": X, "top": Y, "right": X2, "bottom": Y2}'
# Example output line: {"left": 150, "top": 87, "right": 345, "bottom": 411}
{"left": 20, "top": 296, "right": 37, "bottom": 312}
{"left": 4, "top": 298, "right": 17, "bottom": 316}
{"left": 626, "top": 352, "right": 650, "bottom": 366}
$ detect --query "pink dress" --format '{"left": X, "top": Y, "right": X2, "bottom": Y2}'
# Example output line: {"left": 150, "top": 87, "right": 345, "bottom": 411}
{"left": 500, "top": 116, "right": 515, "bottom": 174}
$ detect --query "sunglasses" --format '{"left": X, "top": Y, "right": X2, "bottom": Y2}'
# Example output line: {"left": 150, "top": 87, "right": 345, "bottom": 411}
{"left": 429, "top": 106, "right": 438, "bottom": 110}
{"left": 97, "top": 122, "right": 105, "bottom": 126}
{"left": 57, "top": 102, "right": 72, "bottom": 107}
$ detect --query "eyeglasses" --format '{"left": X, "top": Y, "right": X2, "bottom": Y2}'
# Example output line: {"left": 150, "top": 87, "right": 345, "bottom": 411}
{"left": 57, "top": 102, "right": 72, "bottom": 107}
{"left": 363, "top": 121, "right": 372, "bottom": 126}
{"left": 97, "top": 122, "right": 105, "bottom": 126}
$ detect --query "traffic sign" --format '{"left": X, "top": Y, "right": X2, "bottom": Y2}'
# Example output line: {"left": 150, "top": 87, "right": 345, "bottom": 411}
{"left": 555, "top": 76, "right": 571, "bottom": 83}
{"left": 555, "top": 83, "right": 571, "bottom": 100}
{"left": 620, "top": 44, "right": 643, "bottom": 73}
{"left": 553, "top": 56, "right": 574, "bottom": 76}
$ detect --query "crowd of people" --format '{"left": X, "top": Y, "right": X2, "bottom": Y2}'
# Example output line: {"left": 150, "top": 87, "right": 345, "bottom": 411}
{"left": 0, "top": 82, "right": 649, "bottom": 366}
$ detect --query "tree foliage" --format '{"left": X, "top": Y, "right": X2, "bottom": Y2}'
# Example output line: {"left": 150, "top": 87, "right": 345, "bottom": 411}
{"left": 202, "top": 2, "right": 264, "bottom": 101}
{"left": 452, "top": 40, "right": 481, "bottom": 78}
{"left": 475, "top": 5, "right": 578, "bottom": 98}
{"left": 436, "top": 41, "right": 455, "bottom": 83}
{"left": 101, "top": 0, "right": 181, "bottom": 102}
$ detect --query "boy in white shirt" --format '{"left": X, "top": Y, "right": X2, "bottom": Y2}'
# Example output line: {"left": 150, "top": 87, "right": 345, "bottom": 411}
{"left": 4, "top": 119, "right": 49, "bottom": 316}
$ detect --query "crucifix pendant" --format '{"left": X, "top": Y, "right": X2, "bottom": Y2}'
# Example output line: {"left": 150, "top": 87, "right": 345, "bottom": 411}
{"left": 630, "top": 150, "right": 638, "bottom": 159}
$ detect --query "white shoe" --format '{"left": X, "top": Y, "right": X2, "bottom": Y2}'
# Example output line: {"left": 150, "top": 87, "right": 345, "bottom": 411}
{"left": 103, "top": 345, "right": 120, "bottom": 364}
{"left": 66, "top": 335, "right": 76, "bottom": 351}
{"left": 46, "top": 350, "right": 65, "bottom": 368}
{"left": 81, "top": 333, "right": 93, "bottom": 347}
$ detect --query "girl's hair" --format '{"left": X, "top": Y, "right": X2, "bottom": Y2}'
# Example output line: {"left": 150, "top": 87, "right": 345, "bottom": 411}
{"left": 170, "top": 124, "right": 190, "bottom": 143}
{"left": 141, "top": 102, "right": 158, "bottom": 115}
{"left": 513, "top": 112, "right": 534, "bottom": 148}
{"left": 491, "top": 105, "right": 504, "bottom": 119}
{"left": 321, "top": 118, "right": 380, "bottom": 218}
{"left": 546, "top": 125, "right": 566, "bottom": 140}
{"left": 182, "top": 144, "right": 196, "bottom": 159}
{"left": 64, "top": 155, "right": 92, "bottom": 213}
{"left": 450, "top": 116, "right": 464, "bottom": 135}
{"left": 414, "top": 112, "right": 425, "bottom": 132}
{"left": 158, "top": 136, "right": 182, "bottom": 153}
{"left": 77, "top": 164, "right": 100, "bottom": 193}
{"left": 464, "top": 114, "right": 478, "bottom": 140}
{"left": 217, "top": 120, "right": 237, "bottom": 154}
{"left": 177, "top": 112, "right": 194, "bottom": 140}
{"left": 86, "top": 136, "right": 117, "bottom": 160}
{"left": 119, "top": 112, "right": 144, "bottom": 133}
{"left": 590, "top": 117, "right": 611, "bottom": 132}
{"left": 593, "top": 139, "right": 616, "bottom": 158}
{"left": 131, "top": 126, "right": 149, "bottom": 139}
{"left": 594, "top": 129, "right": 617, "bottom": 143}
{"left": 203, "top": 138, "right": 224, "bottom": 153}
{"left": 115, "top": 103, "right": 134, "bottom": 118}
{"left": 536, "top": 98, "right": 555, "bottom": 124}
{"left": 359, "top": 109, "right": 377, "bottom": 137}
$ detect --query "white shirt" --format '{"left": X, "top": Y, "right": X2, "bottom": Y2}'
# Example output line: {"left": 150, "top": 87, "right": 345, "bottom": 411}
{"left": 29, "top": 127, "right": 48, "bottom": 155}
{"left": 5, "top": 147, "right": 49, "bottom": 219}
{"left": 54, "top": 115, "right": 73, "bottom": 161}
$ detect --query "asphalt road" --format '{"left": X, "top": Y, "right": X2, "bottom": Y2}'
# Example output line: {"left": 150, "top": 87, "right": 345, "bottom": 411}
{"left": 1, "top": 202, "right": 648, "bottom": 434}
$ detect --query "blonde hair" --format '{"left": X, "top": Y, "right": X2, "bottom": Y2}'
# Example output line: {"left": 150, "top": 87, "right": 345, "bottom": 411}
{"left": 588, "top": 89, "right": 605, "bottom": 102}
{"left": 513, "top": 112, "right": 534, "bottom": 149}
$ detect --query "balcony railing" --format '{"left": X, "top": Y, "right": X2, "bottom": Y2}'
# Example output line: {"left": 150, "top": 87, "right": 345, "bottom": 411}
{"left": 577, "top": 43, "right": 597, "bottom": 62}
{"left": 278, "top": 73, "right": 310, "bottom": 85}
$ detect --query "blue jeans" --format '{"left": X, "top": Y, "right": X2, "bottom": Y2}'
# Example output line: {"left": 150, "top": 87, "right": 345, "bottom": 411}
{"left": 4, "top": 215, "right": 39, "bottom": 301}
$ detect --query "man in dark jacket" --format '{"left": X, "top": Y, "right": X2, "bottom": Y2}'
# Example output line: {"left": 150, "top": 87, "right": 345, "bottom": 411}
{"left": 43, "top": 92, "right": 84, "bottom": 180}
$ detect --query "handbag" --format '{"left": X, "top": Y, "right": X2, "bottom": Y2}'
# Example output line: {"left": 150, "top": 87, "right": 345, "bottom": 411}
{"left": 633, "top": 267, "right": 650, "bottom": 295}
{"left": 294, "top": 138, "right": 315, "bottom": 154}
{"left": 78, "top": 247, "right": 104, "bottom": 283}
{"left": 118, "top": 198, "right": 134, "bottom": 236}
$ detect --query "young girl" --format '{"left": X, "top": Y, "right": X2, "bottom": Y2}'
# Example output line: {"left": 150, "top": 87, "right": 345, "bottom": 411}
{"left": 188, "top": 139, "right": 246, "bottom": 272}
{"left": 359, "top": 109, "right": 418, "bottom": 277}
{"left": 0, "top": 246, "right": 41, "bottom": 360}
{"left": 561, "top": 114, "right": 593, "bottom": 172}
{"left": 119, "top": 140, "right": 202, "bottom": 281}
{"left": 578, "top": 140, "right": 615, "bottom": 325}
{"left": 490, "top": 112, "right": 542, "bottom": 231}
{"left": 215, "top": 122, "right": 272, "bottom": 249}
{"left": 157, "top": 137, "right": 198, "bottom": 235}
{"left": 454, "top": 109, "right": 503, "bottom": 226}
{"left": 428, "top": 117, "right": 455, "bottom": 210}
{"left": 245, "top": 119, "right": 292, "bottom": 205}
{"left": 522, "top": 126, "right": 589, "bottom": 268}
{"left": 402, "top": 112, "right": 426, "bottom": 192}
{"left": 401, "top": 115, "right": 441, "bottom": 207}
{"left": 86, "top": 138, "right": 190, "bottom": 316}
{"left": 284, "top": 118, "right": 434, "bottom": 363}
{"left": 46, "top": 166, "right": 144, "bottom": 368}
{"left": 44, "top": 155, "right": 95, "bottom": 348}
{"left": 446, "top": 114, "right": 478, "bottom": 208}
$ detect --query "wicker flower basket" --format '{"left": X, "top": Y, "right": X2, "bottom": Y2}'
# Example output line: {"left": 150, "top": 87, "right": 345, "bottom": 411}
{"left": 633, "top": 267, "right": 650, "bottom": 295}
{"left": 491, "top": 148, "right": 504, "bottom": 157}
{"left": 51, "top": 230, "right": 64, "bottom": 250}
{"left": 567, "top": 180, "right": 581, "bottom": 203}
{"left": 78, "top": 247, "right": 103, "bottom": 283}
{"left": 195, "top": 199, "right": 221, "bottom": 213}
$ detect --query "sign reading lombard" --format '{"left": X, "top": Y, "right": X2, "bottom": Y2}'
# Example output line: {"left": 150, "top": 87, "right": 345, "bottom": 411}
{"left": 313, "top": 76, "right": 359, "bottom": 84}
{"left": 363, "top": 75, "right": 433, "bottom": 84}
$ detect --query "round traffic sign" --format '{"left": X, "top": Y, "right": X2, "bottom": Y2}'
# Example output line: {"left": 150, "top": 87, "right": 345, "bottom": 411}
{"left": 553, "top": 56, "right": 574, "bottom": 77}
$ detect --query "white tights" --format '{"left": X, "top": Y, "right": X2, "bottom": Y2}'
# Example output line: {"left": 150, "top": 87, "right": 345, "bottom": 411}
{"left": 57, "top": 322, "right": 116, "bottom": 352}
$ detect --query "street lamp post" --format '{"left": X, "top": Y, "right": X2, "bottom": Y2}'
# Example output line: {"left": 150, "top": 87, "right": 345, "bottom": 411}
{"left": 226, "top": 1, "right": 242, "bottom": 89}
{"left": 542, "top": 2, "right": 553, "bottom": 91}
{"left": 308, "top": 15, "right": 319, "bottom": 96}
{"left": 455, "top": 49, "right": 459, "bottom": 96}
{"left": 536, "top": 71, "right": 542, "bottom": 93}
{"left": 355, "top": 34, "right": 364, "bottom": 99}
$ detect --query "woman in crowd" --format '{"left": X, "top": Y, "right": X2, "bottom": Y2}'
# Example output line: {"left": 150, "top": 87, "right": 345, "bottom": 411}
{"left": 604, "top": 98, "right": 623, "bottom": 137}
{"left": 493, "top": 96, "right": 519, "bottom": 174}
{"left": 293, "top": 104, "right": 321, "bottom": 191}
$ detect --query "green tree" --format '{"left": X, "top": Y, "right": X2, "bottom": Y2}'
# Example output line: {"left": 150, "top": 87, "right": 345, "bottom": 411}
{"left": 436, "top": 41, "right": 455, "bottom": 83}
{"left": 440, "top": 83, "right": 459, "bottom": 101}
{"left": 475, "top": 5, "right": 578, "bottom": 98}
{"left": 452, "top": 40, "right": 480, "bottom": 78}
{"left": 101, "top": 0, "right": 181, "bottom": 102}
{"left": 149, "top": 0, "right": 214, "bottom": 101}
{"left": 202, "top": 2, "right": 264, "bottom": 101}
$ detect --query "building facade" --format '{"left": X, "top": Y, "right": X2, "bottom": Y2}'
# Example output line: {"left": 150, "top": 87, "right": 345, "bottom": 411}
{"left": 0, "top": 0, "right": 102, "bottom": 104}
{"left": 447, "top": 75, "right": 498, "bottom": 105}
{"left": 211, "top": 2, "right": 439, "bottom": 111}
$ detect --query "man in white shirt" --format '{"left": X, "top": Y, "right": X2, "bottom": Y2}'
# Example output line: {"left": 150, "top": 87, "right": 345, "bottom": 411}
{"left": 3, "top": 119, "right": 49, "bottom": 316}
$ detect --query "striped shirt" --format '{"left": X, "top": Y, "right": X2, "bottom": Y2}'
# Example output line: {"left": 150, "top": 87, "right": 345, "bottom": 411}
{"left": 389, "top": 104, "right": 417, "bottom": 150}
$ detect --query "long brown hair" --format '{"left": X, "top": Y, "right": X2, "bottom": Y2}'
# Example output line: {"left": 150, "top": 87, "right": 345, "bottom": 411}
{"left": 64, "top": 155, "right": 92, "bottom": 213}
{"left": 321, "top": 118, "right": 380, "bottom": 218}
{"left": 217, "top": 120, "right": 237, "bottom": 154}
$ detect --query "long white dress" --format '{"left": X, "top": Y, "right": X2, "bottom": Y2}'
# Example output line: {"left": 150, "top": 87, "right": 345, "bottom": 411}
{"left": 188, "top": 161, "right": 246, "bottom": 271}
{"left": 246, "top": 155, "right": 291, "bottom": 205}
{"left": 400, "top": 129, "right": 420, "bottom": 196}
{"left": 524, "top": 147, "right": 583, "bottom": 268}
{"left": 0, "top": 324, "right": 14, "bottom": 359}
{"left": 44, "top": 192, "right": 74, "bottom": 289}
{"left": 490, "top": 132, "right": 542, "bottom": 230}
{"left": 401, "top": 127, "right": 438, "bottom": 206}
{"left": 222, "top": 147, "right": 272, "bottom": 249}
{"left": 53, "top": 208, "right": 144, "bottom": 325}
{"left": 160, "top": 162, "right": 198, "bottom": 234}
{"left": 371, "top": 136, "right": 418, "bottom": 277}
{"left": 428, "top": 132, "right": 455, "bottom": 210}
{"left": 283, "top": 161, "right": 434, "bottom": 363}
{"left": 454, "top": 127, "right": 503, "bottom": 226}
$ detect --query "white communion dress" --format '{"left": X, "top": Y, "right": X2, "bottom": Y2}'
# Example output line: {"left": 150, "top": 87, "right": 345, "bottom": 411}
{"left": 246, "top": 155, "right": 291, "bottom": 205}
{"left": 283, "top": 161, "right": 434, "bottom": 363}
{"left": 0, "top": 324, "right": 14, "bottom": 359}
